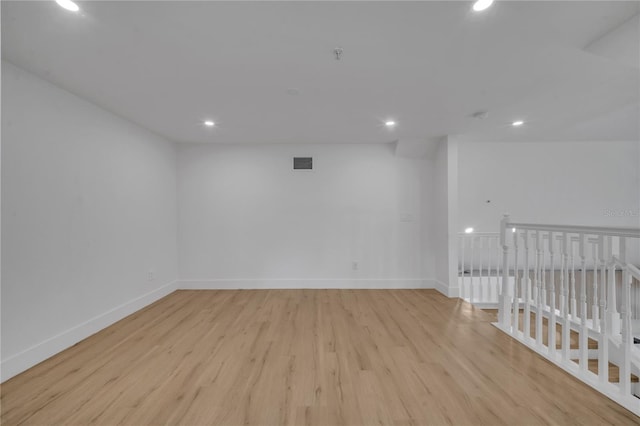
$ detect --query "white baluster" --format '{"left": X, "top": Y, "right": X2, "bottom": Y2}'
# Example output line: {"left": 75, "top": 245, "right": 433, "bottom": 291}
{"left": 523, "top": 230, "right": 531, "bottom": 341}
{"left": 606, "top": 236, "right": 621, "bottom": 335}
{"left": 490, "top": 236, "right": 495, "bottom": 302}
{"left": 535, "top": 231, "right": 544, "bottom": 347}
{"left": 512, "top": 229, "right": 520, "bottom": 334}
{"left": 559, "top": 235, "right": 566, "bottom": 318}
{"left": 548, "top": 232, "right": 556, "bottom": 357}
{"left": 488, "top": 237, "right": 494, "bottom": 301}
{"left": 498, "top": 214, "right": 511, "bottom": 328}
{"left": 485, "top": 236, "right": 490, "bottom": 303}
{"left": 460, "top": 236, "right": 466, "bottom": 299}
{"left": 578, "top": 234, "right": 588, "bottom": 372}
{"left": 561, "top": 233, "right": 570, "bottom": 362}
{"left": 488, "top": 236, "right": 492, "bottom": 302}
{"left": 591, "top": 241, "right": 599, "bottom": 332}
{"left": 493, "top": 236, "right": 499, "bottom": 300}
{"left": 484, "top": 236, "right": 489, "bottom": 303}
{"left": 632, "top": 275, "right": 636, "bottom": 321}
{"left": 598, "top": 255, "right": 610, "bottom": 384}
{"left": 479, "top": 237, "right": 484, "bottom": 303}
{"left": 470, "top": 236, "right": 475, "bottom": 304}
{"left": 529, "top": 231, "right": 540, "bottom": 306}
{"left": 619, "top": 238, "right": 632, "bottom": 396}
{"left": 570, "top": 240, "right": 577, "bottom": 320}
{"left": 599, "top": 236, "right": 607, "bottom": 326}
{"left": 496, "top": 235, "right": 502, "bottom": 301}
{"left": 542, "top": 233, "right": 547, "bottom": 310}
{"left": 598, "top": 235, "right": 609, "bottom": 384}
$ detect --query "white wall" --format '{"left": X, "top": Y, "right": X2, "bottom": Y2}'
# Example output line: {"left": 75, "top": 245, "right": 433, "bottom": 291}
{"left": 433, "top": 137, "right": 459, "bottom": 296}
{"left": 177, "top": 143, "right": 436, "bottom": 288}
{"left": 458, "top": 141, "right": 640, "bottom": 233}
{"left": 1, "top": 62, "right": 179, "bottom": 380}
{"left": 434, "top": 141, "right": 449, "bottom": 289}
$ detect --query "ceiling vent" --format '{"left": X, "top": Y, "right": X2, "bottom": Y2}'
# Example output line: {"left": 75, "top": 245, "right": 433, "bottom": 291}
{"left": 293, "top": 157, "right": 313, "bottom": 170}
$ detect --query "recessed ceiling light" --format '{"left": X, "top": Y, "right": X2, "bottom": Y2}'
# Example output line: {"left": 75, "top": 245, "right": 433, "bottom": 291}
{"left": 385, "top": 121, "right": 396, "bottom": 127}
{"left": 465, "top": 227, "right": 474, "bottom": 234}
{"left": 56, "top": 0, "right": 80, "bottom": 12}
{"left": 472, "top": 0, "right": 494, "bottom": 12}
{"left": 512, "top": 120, "right": 524, "bottom": 127}
{"left": 204, "top": 120, "right": 215, "bottom": 127}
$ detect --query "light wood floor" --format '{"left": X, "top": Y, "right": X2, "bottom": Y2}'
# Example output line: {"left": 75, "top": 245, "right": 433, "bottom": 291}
{"left": 2, "top": 290, "right": 639, "bottom": 425}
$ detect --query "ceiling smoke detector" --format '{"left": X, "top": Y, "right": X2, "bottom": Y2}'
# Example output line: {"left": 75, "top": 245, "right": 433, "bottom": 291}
{"left": 334, "top": 47, "right": 344, "bottom": 61}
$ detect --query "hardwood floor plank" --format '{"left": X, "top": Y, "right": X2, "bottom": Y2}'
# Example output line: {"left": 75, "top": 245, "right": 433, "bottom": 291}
{"left": 2, "top": 289, "right": 638, "bottom": 425}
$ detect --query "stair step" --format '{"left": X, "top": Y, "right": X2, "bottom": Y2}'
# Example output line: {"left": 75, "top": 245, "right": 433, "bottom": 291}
{"left": 483, "top": 309, "right": 598, "bottom": 350}
{"left": 568, "top": 359, "right": 640, "bottom": 383}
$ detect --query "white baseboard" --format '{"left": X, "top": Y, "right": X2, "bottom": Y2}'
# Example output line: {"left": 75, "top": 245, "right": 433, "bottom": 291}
{"left": 179, "top": 278, "right": 436, "bottom": 290}
{"left": 0, "top": 280, "right": 179, "bottom": 382}
{"left": 447, "top": 285, "right": 460, "bottom": 298}
{"left": 434, "top": 280, "right": 460, "bottom": 298}
{"left": 434, "top": 279, "right": 448, "bottom": 296}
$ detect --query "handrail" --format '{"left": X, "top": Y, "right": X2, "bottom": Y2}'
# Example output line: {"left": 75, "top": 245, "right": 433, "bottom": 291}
{"left": 507, "top": 222, "right": 640, "bottom": 238}
{"left": 612, "top": 256, "right": 640, "bottom": 281}
{"left": 629, "top": 263, "right": 640, "bottom": 281}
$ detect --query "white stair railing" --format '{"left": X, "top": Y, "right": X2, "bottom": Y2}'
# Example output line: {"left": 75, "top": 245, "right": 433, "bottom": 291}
{"left": 496, "top": 215, "right": 640, "bottom": 416}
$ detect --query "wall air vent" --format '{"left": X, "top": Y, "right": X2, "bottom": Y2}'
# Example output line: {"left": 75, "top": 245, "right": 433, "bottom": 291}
{"left": 293, "top": 157, "right": 313, "bottom": 170}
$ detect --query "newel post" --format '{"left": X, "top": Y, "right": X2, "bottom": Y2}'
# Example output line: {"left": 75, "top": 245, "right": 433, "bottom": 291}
{"left": 498, "top": 214, "right": 511, "bottom": 328}
{"left": 605, "top": 236, "right": 621, "bottom": 335}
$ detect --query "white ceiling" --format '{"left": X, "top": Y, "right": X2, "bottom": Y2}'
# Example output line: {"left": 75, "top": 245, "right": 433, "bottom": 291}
{"left": 2, "top": 1, "right": 639, "bottom": 144}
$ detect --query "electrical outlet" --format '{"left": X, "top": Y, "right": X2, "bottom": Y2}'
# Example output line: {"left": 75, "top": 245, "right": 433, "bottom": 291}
{"left": 148, "top": 270, "right": 154, "bottom": 281}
